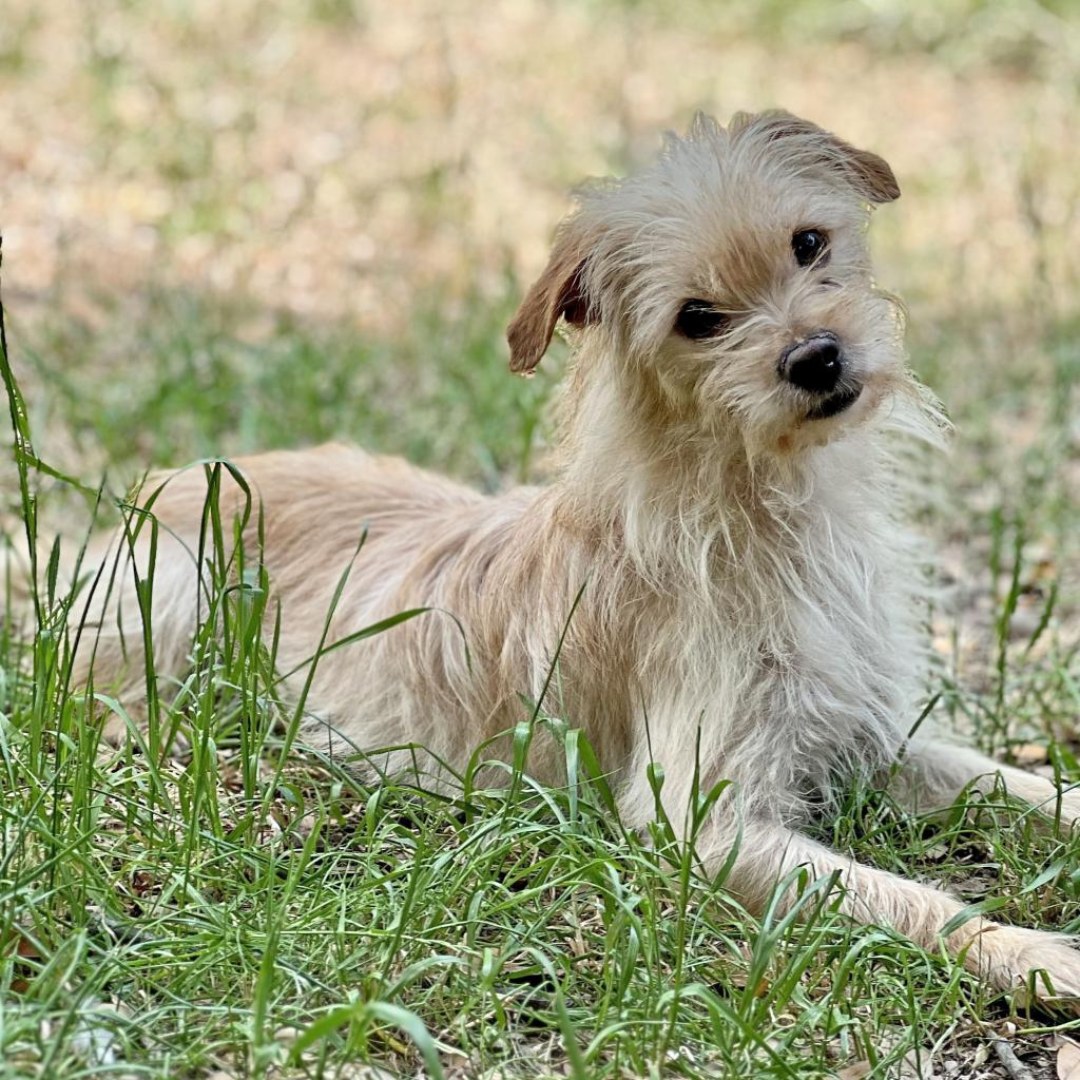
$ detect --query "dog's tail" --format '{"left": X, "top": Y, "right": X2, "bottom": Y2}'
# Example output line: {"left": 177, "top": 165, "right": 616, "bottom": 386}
{"left": 3, "top": 477, "right": 219, "bottom": 744}
{"left": 67, "top": 522, "right": 205, "bottom": 742}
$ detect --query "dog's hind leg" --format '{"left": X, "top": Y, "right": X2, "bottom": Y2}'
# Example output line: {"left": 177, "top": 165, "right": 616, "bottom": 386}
{"left": 888, "top": 740, "right": 1080, "bottom": 828}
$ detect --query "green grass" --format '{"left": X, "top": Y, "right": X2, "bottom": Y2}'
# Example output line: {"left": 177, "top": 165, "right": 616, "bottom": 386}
{"left": 2, "top": 271, "right": 1080, "bottom": 1078}
{"left": 2, "top": 1, "right": 1080, "bottom": 1072}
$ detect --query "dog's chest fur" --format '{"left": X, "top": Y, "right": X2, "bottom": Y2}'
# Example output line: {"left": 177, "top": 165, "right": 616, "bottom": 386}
{"left": 572, "top": 430, "right": 923, "bottom": 820}
{"left": 256, "top": 429, "right": 924, "bottom": 823}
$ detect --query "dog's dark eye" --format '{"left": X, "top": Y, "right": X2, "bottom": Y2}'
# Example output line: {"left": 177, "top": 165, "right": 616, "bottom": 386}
{"left": 792, "top": 229, "right": 830, "bottom": 268}
{"left": 675, "top": 300, "right": 731, "bottom": 340}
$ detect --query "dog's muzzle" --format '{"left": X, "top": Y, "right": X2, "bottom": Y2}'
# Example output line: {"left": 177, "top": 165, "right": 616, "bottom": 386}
{"left": 779, "top": 331, "right": 862, "bottom": 420}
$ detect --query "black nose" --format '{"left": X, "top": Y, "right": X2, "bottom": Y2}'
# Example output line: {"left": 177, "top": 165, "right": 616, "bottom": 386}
{"left": 780, "top": 333, "right": 843, "bottom": 394}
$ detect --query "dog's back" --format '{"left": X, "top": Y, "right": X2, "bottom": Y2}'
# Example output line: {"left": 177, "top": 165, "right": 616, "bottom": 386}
{"left": 65, "top": 442, "right": 635, "bottom": 783}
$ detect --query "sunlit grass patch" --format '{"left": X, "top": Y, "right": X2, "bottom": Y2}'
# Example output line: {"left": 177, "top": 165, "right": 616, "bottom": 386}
{"left": 1, "top": 0, "right": 1080, "bottom": 1074}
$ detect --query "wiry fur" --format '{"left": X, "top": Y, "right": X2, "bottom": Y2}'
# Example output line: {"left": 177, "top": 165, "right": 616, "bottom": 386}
{"left": 68, "top": 111, "right": 1080, "bottom": 1006}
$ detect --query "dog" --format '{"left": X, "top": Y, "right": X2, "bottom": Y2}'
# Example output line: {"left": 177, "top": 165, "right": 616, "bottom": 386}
{"left": 68, "top": 110, "right": 1080, "bottom": 1007}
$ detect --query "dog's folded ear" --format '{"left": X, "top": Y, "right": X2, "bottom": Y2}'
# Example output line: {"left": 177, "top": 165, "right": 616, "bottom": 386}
{"left": 507, "top": 225, "right": 596, "bottom": 375}
{"left": 735, "top": 110, "right": 900, "bottom": 205}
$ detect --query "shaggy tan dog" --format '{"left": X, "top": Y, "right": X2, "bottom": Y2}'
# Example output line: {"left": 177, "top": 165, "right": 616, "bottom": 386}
{"left": 74, "top": 111, "right": 1080, "bottom": 1006}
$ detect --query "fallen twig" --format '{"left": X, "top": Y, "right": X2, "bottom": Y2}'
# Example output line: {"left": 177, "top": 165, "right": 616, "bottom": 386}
{"left": 991, "top": 1038, "right": 1036, "bottom": 1080}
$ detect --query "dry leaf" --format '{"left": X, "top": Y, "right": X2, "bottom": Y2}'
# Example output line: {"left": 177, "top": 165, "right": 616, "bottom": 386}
{"left": 1012, "top": 743, "right": 1049, "bottom": 766}
{"left": 2, "top": 927, "right": 43, "bottom": 994}
{"left": 837, "top": 1064, "right": 871, "bottom": 1080}
{"left": 1057, "top": 1036, "right": 1080, "bottom": 1080}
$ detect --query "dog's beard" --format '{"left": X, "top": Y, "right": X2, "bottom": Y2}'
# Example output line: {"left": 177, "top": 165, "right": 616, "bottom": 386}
{"left": 688, "top": 339, "right": 896, "bottom": 458}
{"left": 804, "top": 382, "right": 863, "bottom": 421}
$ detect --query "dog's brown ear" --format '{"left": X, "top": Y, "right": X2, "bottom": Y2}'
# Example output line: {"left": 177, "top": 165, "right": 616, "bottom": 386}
{"left": 738, "top": 110, "right": 900, "bottom": 204}
{"left": 836, "top": 140, "right": 900, "bottom": 204}
{"left": 507, "top": 228, "right": 595, "bottom": 375}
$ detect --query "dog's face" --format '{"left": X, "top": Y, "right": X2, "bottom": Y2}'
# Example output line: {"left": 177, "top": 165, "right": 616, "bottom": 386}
{"left": 508, "top": 111, "right": 907, "bottom": 455}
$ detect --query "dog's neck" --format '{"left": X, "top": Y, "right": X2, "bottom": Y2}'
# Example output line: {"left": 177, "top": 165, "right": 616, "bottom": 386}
{"left": 549, "top": 349, "right": 909, "bottom": 597}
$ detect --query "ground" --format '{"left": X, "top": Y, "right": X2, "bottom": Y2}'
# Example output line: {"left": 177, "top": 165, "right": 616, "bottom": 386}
{"left": 1, "top": 1, "right": 1080, "bottom": 1077}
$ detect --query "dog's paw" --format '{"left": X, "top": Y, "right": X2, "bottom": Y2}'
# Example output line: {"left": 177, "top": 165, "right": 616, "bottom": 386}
{"left": 964, "top": 923, "right": 1080, "bottom": 1011}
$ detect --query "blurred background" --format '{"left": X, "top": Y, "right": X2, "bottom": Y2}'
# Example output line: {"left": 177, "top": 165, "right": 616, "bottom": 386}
{"left": 3, "top": 11, "right": 1080, "bottom": 1073}
{"left": 2, "top": 0, "right": 1078, "bottom": 461}
{"left": 2, "top": 0, "right": 1079, "bottom": 715}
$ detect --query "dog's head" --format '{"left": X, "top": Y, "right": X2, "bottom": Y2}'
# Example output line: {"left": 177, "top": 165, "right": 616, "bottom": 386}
{"left": 508, "top": 111, "right": 908, "bottom": 455}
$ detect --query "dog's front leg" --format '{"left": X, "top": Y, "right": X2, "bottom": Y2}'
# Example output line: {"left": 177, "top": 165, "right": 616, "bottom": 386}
{"left": 889, "top": 740, "right": 1080, "bottom": 827}
{"left": 707, "top": 816, "right": 1080, "bottom": 1006}
{"left": 617, "top": 710, "right": 1080, "bottom": 1004}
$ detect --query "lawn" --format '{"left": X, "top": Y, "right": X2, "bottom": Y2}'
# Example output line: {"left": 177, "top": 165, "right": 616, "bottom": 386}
{"left": 2, "top": 1, "right": 1080, "bottom": 1076}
